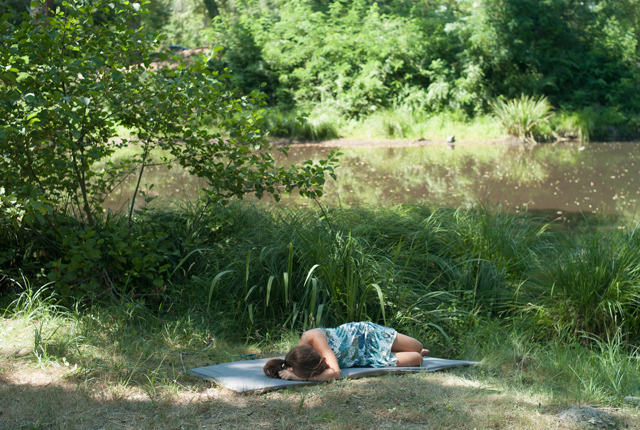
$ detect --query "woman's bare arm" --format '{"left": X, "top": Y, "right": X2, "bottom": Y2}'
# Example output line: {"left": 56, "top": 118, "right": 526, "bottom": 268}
{"left": 279, "top": 329, "right": 341, "bottom": 381}
{"left": 302, "top": 329, "right": 341, "bottom": 381}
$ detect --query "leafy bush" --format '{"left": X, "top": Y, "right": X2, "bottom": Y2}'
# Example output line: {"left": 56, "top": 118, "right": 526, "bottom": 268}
{"left": 0, "top": 0, "right": 339, "bottom": 225}
{"left": 204, "top": 0, "right": 640, "bottom": 131}
{"left": 212, "top": 0, "right": 437, "bottom": 117}
{"left": 551, "top": 108, "right": 598, "bottom": 142}
{"left": 0, "top": 0, "right": 340, "bottom": 299}
{"left": 550, "top": 106, "right": 636, "bottom": 142}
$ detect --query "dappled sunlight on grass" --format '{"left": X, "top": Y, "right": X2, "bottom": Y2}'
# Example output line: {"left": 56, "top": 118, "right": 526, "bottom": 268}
{"left": 3, "top": 304, "right": 640, "bottom": 429}
{"left": 4, "top": 201, "right": 640, "bottom": 428}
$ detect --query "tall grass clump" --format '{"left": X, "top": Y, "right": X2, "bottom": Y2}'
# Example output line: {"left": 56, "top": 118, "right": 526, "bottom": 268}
{"left": 178, "top": 203, "right": 474, "bottom": 345}
{"left": 375, "top": 107, "right": 431, "bottom": 139}
{"left": 201, "top": 218, "right": 393, "bottom": 331}
{"left": 530, "top": 225, "right": 640, "bottom": 343}
{"left": 265, "top": 111, "right": 339, "bottom": 141}
{"left": 551, "top": 106, "right": 633, "bottom": 142}
{"left": 4, "top": 277, "right": 63, "bottom": 321}
{"left": 2, "top": 276, "right": 86, "bottom": 367}
{"left": 353, "top": 110, "right": 504, "bottom": 142}
{"left": 406, "top": 205, "right": 553, "bottom": 317}
{"left": 490, "top": 94, "right": 554, "bottom": 143}
{"left": 551, "top": 108, "right": 598, "bottom": 142}
{"left": 182, "top": 202, "right": 565, "bottom": 350}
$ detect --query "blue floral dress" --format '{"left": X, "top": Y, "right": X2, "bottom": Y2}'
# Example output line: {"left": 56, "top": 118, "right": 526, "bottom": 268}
{"left": 320, "top": 322, "right": 398, "bottom": 368}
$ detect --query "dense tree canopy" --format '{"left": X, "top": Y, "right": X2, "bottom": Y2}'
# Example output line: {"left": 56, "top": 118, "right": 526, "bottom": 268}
{"left": 94, "top": 0, "right": 639, "bottom": 126}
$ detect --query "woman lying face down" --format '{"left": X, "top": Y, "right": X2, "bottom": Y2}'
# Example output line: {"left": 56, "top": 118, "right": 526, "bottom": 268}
{"left": 263, "top": 322, "right": 429, "bottom": 382}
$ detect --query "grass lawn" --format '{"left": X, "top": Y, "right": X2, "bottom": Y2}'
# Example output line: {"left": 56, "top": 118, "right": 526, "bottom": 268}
{"left": 1, "top": 310, "right": 639, "bottom": 430}
{"left": 3, "top": 204, "right": 640, "bottom": 429}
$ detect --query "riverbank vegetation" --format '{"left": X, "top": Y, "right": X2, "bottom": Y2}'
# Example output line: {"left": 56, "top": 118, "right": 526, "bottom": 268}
{"left": 3, "top": 0, "right": 639, "bottom": 142}
{"left": 146, "top": 0, "right": 640, "bottom": 141}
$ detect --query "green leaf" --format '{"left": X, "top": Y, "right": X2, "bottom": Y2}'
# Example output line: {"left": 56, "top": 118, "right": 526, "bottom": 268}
{"left": 0, "top": 72, "right": 17, "bottom": 83}
{"left": 16, "top": 72, "right": 33, "bottom": 82}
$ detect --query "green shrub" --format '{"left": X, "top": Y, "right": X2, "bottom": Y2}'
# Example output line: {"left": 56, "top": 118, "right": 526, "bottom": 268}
{"left": 531, "top": 226, "right": 640, "bottom": 343}
{"left": 551, "top": 108, "right": 598, "bottom": 142}
{"left": 265, "top": 111, "right": 339, "bottom": 142}
{"left": 0, "top": 0, "right": 339, "bottom": 227}
{"left": 490, "top": 95, "right": 554, "bottom": 143}
{"left": 212, "top": 0, "right": 436, "bottom": 117}
{"left": 550, "top": 106, "right": 634, "bottom": 142}
{"left": 0, "top": 0, "right": 342, "bottom": 299}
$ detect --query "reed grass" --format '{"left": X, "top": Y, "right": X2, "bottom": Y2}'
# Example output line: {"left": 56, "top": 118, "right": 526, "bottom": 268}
{"left": 3, "top": 202, "right": 640, "bottom": 414}
{"left": 265, "top": 110, "right": 340, "bottom": 142}
{"left": 529, "top": 225, "right": 640, "bottom": 343}
{"left": 490, "top": 94, "right": 554, "bottom": 143}
{"left": 261, "top": 105, "right": 507, "bottom": 142}
{"left": 551, "top": 108, "right": 598, "bottom": 142}
{"left": 352, "top": 110, "right": 504, "bottom": 142}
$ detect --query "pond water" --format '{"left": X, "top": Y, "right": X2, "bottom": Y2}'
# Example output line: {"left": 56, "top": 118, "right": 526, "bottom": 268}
{"left": 103, "top": 141, "right": 640, "bottom": 220}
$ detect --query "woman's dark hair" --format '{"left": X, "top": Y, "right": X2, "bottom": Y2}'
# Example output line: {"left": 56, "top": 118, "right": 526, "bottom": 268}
{"left": 263, "top": 345, "right": 328, "bottom": 379}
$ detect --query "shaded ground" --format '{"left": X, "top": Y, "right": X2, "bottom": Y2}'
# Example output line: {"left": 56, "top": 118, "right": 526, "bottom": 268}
{"left": 1, "top": 357, "right": 638, "bottom": 430}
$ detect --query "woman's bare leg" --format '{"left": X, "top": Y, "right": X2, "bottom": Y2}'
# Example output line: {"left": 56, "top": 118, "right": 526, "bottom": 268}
{"left": 394, "top": 351, "right": 423, "bottom": 367}
{"left": 391, "top": 333, "right": 429, "bottom": 367}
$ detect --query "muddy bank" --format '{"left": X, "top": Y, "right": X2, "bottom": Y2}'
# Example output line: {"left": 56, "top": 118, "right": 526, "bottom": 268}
{"left": 273, "top": 137, "right": 526, "bottom": 148}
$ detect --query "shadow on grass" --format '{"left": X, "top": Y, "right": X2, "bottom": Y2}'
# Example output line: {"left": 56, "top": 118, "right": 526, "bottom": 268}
{"left": 0, "top": 363, "right": 613, "bottom": 430}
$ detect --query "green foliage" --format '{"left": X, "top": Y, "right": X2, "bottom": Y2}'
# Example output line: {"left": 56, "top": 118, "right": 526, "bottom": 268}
{"left": 264, "top": 111, "right": 339, "bottom": 141}
{"left": 0, "top": 0, "right": 338, "bottom": 226}
{"left": 207, "top": 10, "right": 278, "bottom": 100}
{"left": 551, "top": 105, "right": 634, "bottom": 141}
{"left": 551, "top": 108, "right": 598, "bottom": 142}
{"left": 159, "top": 0, "right": 213, "bottom": 47}
{"left": 182, "top": 203, "right": 554, "bottom": 345}
{"left": 46, "top": 214, "right": 179, "bottom": 301}
{"left": 531, "top": 226, "right": 640, "bottom": 343}
{"left": 139, "top": 0, "right": 172, "bottom": 34}
{"left": 4, "top": 276, "right": 61, "bottom": 320}
{"left": 450, "top": 0, "right": 640, "bottom": 112}
{"left": 211, "top": 0, "right": 439, "bottom": 117}
{"left": 0, "top": 0, "right": 28, "bottom": 15}
{"left": 490, "top": 94, "right": 553, "bottom": 143}
{"left": 0, "top": 0, "right": 340, "bottom": 299}
{"left": 199, "top": 0, "right": 640, "bottom": 130}
{"left": 192, "top": 207, "right": 395, "bottom": 331}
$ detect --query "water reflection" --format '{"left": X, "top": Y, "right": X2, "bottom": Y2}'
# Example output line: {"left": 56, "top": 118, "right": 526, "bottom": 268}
{"left": 102, "top": 141, "right": 640, "bottom": 219}
{"left": 103, "top": 163, "right": 206, "bottom": 213}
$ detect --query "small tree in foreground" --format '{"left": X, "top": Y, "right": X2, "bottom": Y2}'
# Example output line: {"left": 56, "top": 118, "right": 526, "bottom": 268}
{"left": 0, "top": 0, "right": 339, "bottom": 299}
{"left": 0, "top": 0, "right": 339, "bottom": 227}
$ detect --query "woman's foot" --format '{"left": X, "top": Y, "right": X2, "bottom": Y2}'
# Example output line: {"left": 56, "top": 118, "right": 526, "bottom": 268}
{"left": 420, "top": 349, "right": 430, "bottom": 356}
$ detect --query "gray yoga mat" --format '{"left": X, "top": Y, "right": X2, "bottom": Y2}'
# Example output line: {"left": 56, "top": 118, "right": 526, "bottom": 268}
{"left": 188, "top": 356, "right": 479, "bottom": 393}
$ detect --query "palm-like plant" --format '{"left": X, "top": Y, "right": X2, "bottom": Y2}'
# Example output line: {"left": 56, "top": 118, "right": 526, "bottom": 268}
{"left": 490, "top": 94, "right": 553, "bottom": 143}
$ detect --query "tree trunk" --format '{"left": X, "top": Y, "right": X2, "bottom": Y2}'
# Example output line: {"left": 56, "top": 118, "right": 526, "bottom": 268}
{"left": 202, "top": 0, "right": 219, "bottom": 19}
